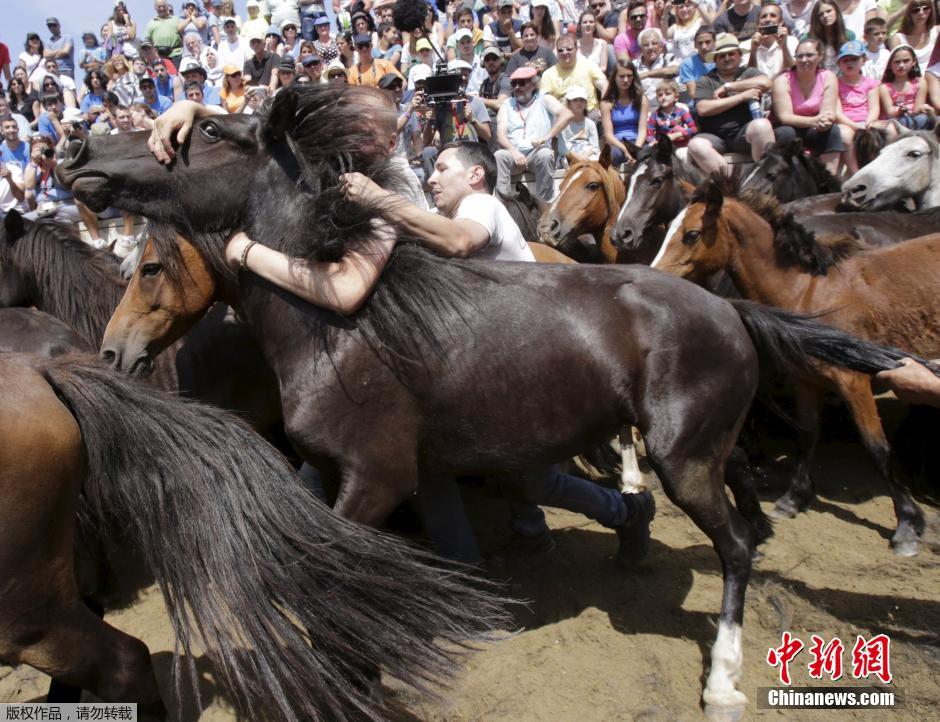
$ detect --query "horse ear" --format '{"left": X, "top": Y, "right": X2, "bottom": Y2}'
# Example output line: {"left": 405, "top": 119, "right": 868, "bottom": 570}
{"left": 263, "top": 86, "right": 299, "bottom": 144}
{"left": 566, "top": 151, "right": 579, "bottom": 166}
{"left": 702, "top": 179, "right": 724, "bottom": 231}
{"left": 656, "top": 133, "right": 673, "bottom": 163}
{"left": 2, "top": 209, "right": 24, "bottom": 244}
{"left": 598, "top": 144, "right": 612, "bottom": 169}
{"left": 786, "top": 137, "right": 803, "bottom": 160}
{"left": 891, "top": 118, "right": 911, "bottom": 136}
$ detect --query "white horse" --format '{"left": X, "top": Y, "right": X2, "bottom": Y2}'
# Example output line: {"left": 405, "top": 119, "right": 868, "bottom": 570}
{"left": 841, "top": 126, "right": 940, "bottom": 210}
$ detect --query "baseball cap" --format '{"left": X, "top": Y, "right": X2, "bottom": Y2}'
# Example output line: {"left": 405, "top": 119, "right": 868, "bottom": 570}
{"left": 301, "top": 54, "right": 323, "bottom": 66}
{"left": 416, "top": 38, "right": 433, "bottom": 52}
{"left": 278, "top": 57, "right": 296, "bottom": 73}
{"left": 124, "top": 46, "right": 140, "bottom": 59}
{"left": 453, "top": 28, "right": 473, "bottom": 42}
{"left": 46, "top": 17, "right": 60, "bottom": 25}
{"left": 61, "top": 108, "right": 84, "bottom": 124}
{"left": 564, "top": 85, "right": 588, "bottom": 101}
{"left": 531, "top": 0, "right": 549, "bottom": 7}
{"left": 246, "top": 0, "right": 261, "bottom": 7}
{"left": 140, "top": 39, "right": 155, "bottom": 48}
{"left": 354, "top": 33, "right": 373, "bottom": 45}
{"left": 222, "top": 64, "right": 241, "bottom": 75}
{"left": 483, "top": 46, "right": 502, "bottom": 60}
{"left": 837, "top": 40, "right": 866, "bottom": 60}
{"left": 378, "top": 72, "right": 403, "bottom": 89}
{"left": 326, "top": 61, "right": 347, "bottom": 77}
{"left": 448, "top": 59, "right": 472, "bottom": 71}
{"left": 510, "top": 66, "right": 538, "bottom": 80}
{"left": 499, "top": 0, "right": 514, "bottom": 7}
{"left": 247, "top": 28, "right": 266, "bottom": 42}
{"left": 410, "top": 64, "right": 433, "bottom": 83}
{"left": 138, "top": 75, "right": 156, "bottom": 86}
{"left": 222, "top": 16, "right": 237, "bottom": 25}
{"left": 312, "top": 13, "right": 330, "bottom": 25}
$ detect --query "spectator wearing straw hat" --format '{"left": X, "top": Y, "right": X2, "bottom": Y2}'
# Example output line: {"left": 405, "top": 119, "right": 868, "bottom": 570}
{"left": 326, "top": 60, "right": 349, "bottom": 85}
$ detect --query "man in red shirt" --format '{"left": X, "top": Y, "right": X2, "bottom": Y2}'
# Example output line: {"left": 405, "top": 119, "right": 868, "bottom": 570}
{"left": 0, "top": 41, "right": 11, "bottom": 83}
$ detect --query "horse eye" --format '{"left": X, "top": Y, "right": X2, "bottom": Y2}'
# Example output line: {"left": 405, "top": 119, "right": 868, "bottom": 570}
{"left": 682, "top": 229, "right": 701, "bottom": 245}
{"left": 766, "top": 172, "right": 777, "bottom": 180}
{"left": 141, "top": 262, "right": 163, "bottom": 277}
{"left": 201, "top": 123, "right": 221, "bottom": 141}
{"left": 585, "top": 182, "right": 601, "bottom": 191}
{"left": 650, "top": 177, "right": 664, "bottom": 187}
{"left": 906, "top": 150, "right": 923, "bottom": 158}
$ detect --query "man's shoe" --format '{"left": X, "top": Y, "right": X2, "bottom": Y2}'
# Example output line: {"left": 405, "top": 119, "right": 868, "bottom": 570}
{"left": 487, "top": 527, "right": 557, "bottom": 568}
{"left": 615, "top": 490, "right": 655, "bottom": 569}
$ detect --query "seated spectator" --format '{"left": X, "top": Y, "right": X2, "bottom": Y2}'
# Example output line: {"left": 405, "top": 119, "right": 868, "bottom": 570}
{"left": 20, "top": 33, "right": 45, "bottom": 90}
{"left": 862, "top": 17, "right": 891, "bottom": 79}
{"left": 298, "top": 53, "right": 325, "bottom": 84}
{"left": 506, "top": 23, "right": 559, "bottom": 75}
{"left": 407, "top": 42, "right": 435, "bottom": 89}
{"left": 771, "top": 37, "right": 844, "bottom": 174}
{"left": 680, "top": 25, "right": 717, "bottom": 99}
{"left": 220, "top": 65, "right": 248, "bottom": 111}
{"left": 80, "top": 70, "right": 109, "bottom": 112}
{"left": 888, "top": 0, "right": 939, "bottom": 75}
{"left": 540, "top": 33, "right": 609, "bottom": 120}
{"left": 375, "top": 23, "right": 403, "bottom": 69}
{"left": 450, "top": 29, "right": 486, "bottom": 94}
{"left": 1, "top": 114, "right": 30, "bottom": 168}
{"left": 494, "top": 65, "right": 573, "bottom": 201}
{"left": 140, "top": 39, "right": 178, "bottom": 76}
{"left": 39, "top": 73, "right": 77, "bottom": 111}
{"left": 749, "top": 2, "right": 797, "bottom": 79}
{"left": 278, "top": 20, "right": 302, "bottom": 60}
{"left": 478, "top": 46, "right": 512, "bottom": 150}
{"left": 446, "top": 7, "right": 486, "bottom": 60}
{"left": 79, "top": 31, "right": 108, "bottom": 75}
{"left": 688, "top": 33, "right": 774, "bottom": 173}
{"left": 326, "top": 60, "right": 349, "bottom": 85}
{"left": 8, "top": 73, "right": 40, "bottom": 130}
{"left": 311, "top": 14, "right": 339, "bottom": 64}
{"left": 299, "top": 0, "right": 326, "bottom": 42}
{"left": 244, "top": 84, "right": 269, "bottom": 113}
{"left": 40, "top": 58, "right": 77, "bottom": 101}
{"left": 530, "top": 0, "right": 559, "bottom": 51}
{"left": 150, "top": 61, "right": 176, "bottom": 99}
{"left": 587, "top": 0, "right": 621, "bottom": 44}
{"left": 0, "top": 98, "right": 30, "bottom": 144}
{"left": 139, "top": 75, "right": 173, "bottom": 114}
{"left": 636, "top": 28, "right": 678, "bottom": 109}
{"left": 876, "top": 43, "right": 935, "bottom": 132}
{"left": 804, "top": 0, "right": 855, "bottom": 70}
{"left": 558, "top": 85, "right": 601, "bottom": 161}
{"left": 273, "top": 56, "right": 299, "bottom": 91}
{"left": 715, "top": 0, "right": 761, "bottom": 42}
{"left": 600, "top": 59, "right": 649, "bottom": 164}
{"left": 202, "top": 46, "right": 225, "bottom": 87}
{"left": 485, "top": 0, "right": 524, "bottom": 57}
{"left": 182, "top": 31, "right": 206, "bottom": 60}
{"left": 647, "top": 79, "right": 698, "bottom": 145}
{"left": 614, "top": 2, "right": 649, "bottom": 62}
{"left": 348, "top": 33, "right": 402, "bottom": 88}
{"left": 105, "top": 54, "right": 141, "bottom": 106}
{"left": 241, "top": 0, "right": 270, "bottom": 42}
{"left": 667, "top": 0, "right": 705, "bottom": 61}
{"left": 420, "top": 60, "right": 492, "bottom": 179}
{"left": 837, "top": 0, "right": 880, "bottom": 41}
{"left": 336, "top": 32, "right": 356, "bottom": 69}
{"left": 833, "top": 40, "right": 880, "bottom": 174}
{"left": 0, "top": 148, "right": 28, "bottom": 217}
{"left": 37, "top": 93, "right": 66, "bottom": 143}
{"left": 177, "top": 58, "right": 222, "bottom": 105}
{"left": 243, "top": 30, "right": 282, "bottom": 91}
{"left": 577, "top": 10, "right": 610, "bottom": 71}
{"left": 130, "top": 102, "right": 159, "bottom": 130}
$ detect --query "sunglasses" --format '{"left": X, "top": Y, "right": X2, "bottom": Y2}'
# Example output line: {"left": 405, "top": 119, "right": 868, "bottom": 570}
{"left": 356, "top": 42, "right": 372, "bottom": 47}
{"left": 589, "top": 2, "right": 605, "bottom": 7}
{"left": 510, "top": 79, "right": 530, "bottom": 87}
{"left": 912, "top": 4, "right": 931, "bottom": 11}
{"left": 629, "top": 13, "right": 646, "bottom": 20}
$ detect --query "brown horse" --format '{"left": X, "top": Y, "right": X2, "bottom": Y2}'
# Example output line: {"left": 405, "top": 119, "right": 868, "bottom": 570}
{"left": 654, "top": 175, "right": 939, "bottom": 556}
{"left": 0, "top": 353, "right": 505, "bottom": 721}
{"left": 537, "top": 149, "right": 627, "bottom": 263}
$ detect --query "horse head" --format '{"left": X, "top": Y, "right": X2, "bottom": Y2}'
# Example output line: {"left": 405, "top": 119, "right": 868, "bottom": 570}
{"left": 652, "top": 175, "right": 730, "bottom": 283}
{"left": 537, "top": 147, "right": 624, "bottom": 262}
{"left": 610, "top": 135, "right": 691, "bottom": 253}
{"left": 740, "top": 138, "right": 815, "bottom": 201}
{"left": 102, "top": 228, "right": 218, "bottom": 377}
{"left": 842, "top": 125, "right": 940, "bottom": 210}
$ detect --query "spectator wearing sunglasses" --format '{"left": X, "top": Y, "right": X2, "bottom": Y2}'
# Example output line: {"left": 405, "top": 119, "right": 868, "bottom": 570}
{"left": 615, "top": 2, "right": 651, "bottom": 62}
{"left": 347, "top": 34, "right": 402, "bottom": 88}
{"left": 44, "top": 17, "right": 75, "bottom": 79}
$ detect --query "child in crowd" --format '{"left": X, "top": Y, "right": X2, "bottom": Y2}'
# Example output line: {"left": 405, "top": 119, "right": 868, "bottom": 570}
{"left": 558, "top": 85, "right": 601, "bottom": 161}
{"left": 861, "top": 17, "right": 891, "bottom": 79}
{"left": 876, "top": 44, "right": 934, "bottom": 133}
{"left": 833, "top": 41, "right": 879, "bottom": 174}
{"left": 646, "top": 79, "right": 698, "bottom": 146}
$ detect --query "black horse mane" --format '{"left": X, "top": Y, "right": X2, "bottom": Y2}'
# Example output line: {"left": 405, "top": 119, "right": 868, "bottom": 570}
{"left": 694, "top": 174, "right": 864, "bottom": 276}
{"left": 766, "top": 138, "right": 842, "bottom": 193}
{"left": 2, "top": 217, "right": 126, "bottom": 345}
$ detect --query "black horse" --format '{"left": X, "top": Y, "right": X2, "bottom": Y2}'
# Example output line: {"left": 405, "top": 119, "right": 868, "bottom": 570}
{"left": 741, "top": 137, "right": 842, "bottom": 202}
{"left": 58, "top": 84, "right": 919, "bottom": 711}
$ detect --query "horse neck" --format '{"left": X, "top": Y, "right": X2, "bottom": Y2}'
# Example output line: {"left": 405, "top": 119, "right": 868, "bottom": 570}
{"left": 920, "top": 164, "right": 940, "bottom": 208}
{"left": 721, "top": 201, "right": 816, "bottom": 309}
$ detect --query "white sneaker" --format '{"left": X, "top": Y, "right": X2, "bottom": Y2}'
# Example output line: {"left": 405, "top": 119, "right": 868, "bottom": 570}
{"left": 113, "top": 234, "right": 139, "bottom": 259}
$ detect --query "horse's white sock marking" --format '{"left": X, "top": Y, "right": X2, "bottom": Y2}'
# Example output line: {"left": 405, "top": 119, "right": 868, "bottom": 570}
{"left": 703, "top": 621, "right": 747, "bottom": 708}
{"left": 652, "top": 207, "right": 687, "bottom": 268}
{"left": 619, "top": 426, "right": 645, "bottom": 493}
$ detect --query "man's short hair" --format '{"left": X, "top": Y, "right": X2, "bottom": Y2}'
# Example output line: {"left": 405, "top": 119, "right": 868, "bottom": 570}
{"left": 694, "top": 25, "right": 717, "bottom": 42}
{"left": 183, "top": 80, "right": 204, "bottom": 93}
{"left": 440, "top": 141, "right": 497, "bottom": 194}
{"left": 41, "top": 92, "right": 64, "bottom": 106}
{"left": 864, "top": 17, "right": 887, "bottom": 32}
{"left": 0, "top": 114, "right": 16, "bottom": 126}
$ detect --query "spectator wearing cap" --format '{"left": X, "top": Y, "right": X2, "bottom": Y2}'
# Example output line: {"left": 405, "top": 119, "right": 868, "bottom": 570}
{"left": 446, "top": 7, "right": 486, "bottom": 60}
{"left": 220, "top": 64, "right": 248, "bottom": 111}
{"left": 179, "top": 1, "right": 210, "bottom": 45}
{"left": 146, "top": 0, "right": 184, "bottom": 63}
{"left": 375, "top": 23, "right": 403, "bottom": 69}
{"left": 140, "top": 75, "right": 173, "bottom": 114}
{"left": 506, "top": 22, "right": 559, "bottom": 76}
{"left": 348, "top": 34, "right": 403, "bottom": 88}
{"left": 485, "top": 0, "right": 524, "bottom": 56}
{"left": 449, "top": 28, "right": 488, "bottom": 94}
{"left": 312, "top": 14, "right": 339, "bottom": 63}
{"left": 495, "top": 65, "right": 573, "bottom": 201}
{"left": 688, "top": 32, "right": 774, "bottom": 175}
{"left": 558, "top": 85, "right": 601, "bottom": 161}
{"left": 273, "top": 56, "right": 299, "bottom": 92}
{"left": 243, "top": 28, "right": 283, "bottom": 91}
{"left": 540, "top": 33, "right": 608, "bottom": 120}
{"left": 420, "top": 59, "right": 493, "bottom": 179}
{"left": 242, "top": 0, "right": 271, "bottom": 42}
{"left": 300, "top": 0, "right": 328, "bottom": 42}
{"left": 299, "top": 53, "right": 325, "bottom": 84}
{"left": 44, "top": 17, "right": 75, "bottom": 79}
{"left": 326, "top": 61, "right": 349, "bottom": 85}
{"left": 177, "top": 57, "right": 224, "bottom": 105}
{"left": 218, "top": 17, "right": 248, "bottom": 70}
{"left": 478, "top": 46, "right": 512, "bottom": 146}
{"left": 140, "top": 40, "right": 178, "bottom": 77}
{"left": 149, "top": 59, "right": 176, "bottom": 99}
{"left": 833, "top": 39, "right": 879, "bottom": 174}
{"left": 407, "top": 59, "right": 434, "bottom": 94}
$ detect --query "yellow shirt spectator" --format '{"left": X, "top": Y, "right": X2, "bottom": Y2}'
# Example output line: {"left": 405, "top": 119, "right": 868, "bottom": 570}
{"left": 539, "top": 56, "right": 607, "bottom": 113}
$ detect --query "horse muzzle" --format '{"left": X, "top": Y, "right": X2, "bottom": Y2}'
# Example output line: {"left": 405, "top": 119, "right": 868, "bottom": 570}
{"left": 840, "top": 181, "right": 872, "bottom": 210}
{"left": 100, "top": 346, "right": 155, "bottom": 379}
{"left": 537, "top": 214, "right": 567, "bottom": 248}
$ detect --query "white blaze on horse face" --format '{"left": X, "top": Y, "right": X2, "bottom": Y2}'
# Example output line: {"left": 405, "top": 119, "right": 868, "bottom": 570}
{"left": 652, "top": 207, "right": 688, "bottom": 269}
{"left": 548, "top": 168, "right": 584, "bottom": 218}
{"left": 619, "top": 425, "right": 646, "bottom": 493}
{"left": 703, "top": 620, "right": 747, "bottom": 709}
{"left": 617, "top": 161, "right": 648, "bottom": 228}
{"left": 742, "top": 163, "right": 760, "bottom": 189}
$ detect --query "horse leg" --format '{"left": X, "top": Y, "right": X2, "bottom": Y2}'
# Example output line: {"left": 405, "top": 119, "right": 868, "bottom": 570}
{"left": 827, "top": 370, "right": 925, "bottom": 556}
{"left": 619, "top": 425, "right": 646, "bottom": 494}
{"left": 772, "top": 383, "right": 823, "bottom": 519}
{"left": 331, "top": 458, "right": 418, "bottom": 528}
{"left": 724, "top": 447, "right": 774, "bottom": 551}
{"left": 46, "top": 596, "right": 105, "bottom": 703}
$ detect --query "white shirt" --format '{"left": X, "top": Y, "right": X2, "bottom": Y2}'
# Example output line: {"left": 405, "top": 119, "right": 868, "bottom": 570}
{"left": 0, "top": 163, "right": 28, "bottom": 214}
{"left": 753, "top": 36, "right": 799, "bottom": 78}
{"left": 840, "top": 0, "right": 877, "bottom": 41}
{"left": 863, "top": 45, "right": 890, "bottom": 80}
{"left": 453, "top": 193, "right": 536, "bottom": 262}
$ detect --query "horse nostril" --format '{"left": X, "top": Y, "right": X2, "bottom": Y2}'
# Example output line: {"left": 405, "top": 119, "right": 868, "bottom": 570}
{"left": 550, "top": 219, "right": 559, "bottom": 232}
{"left": 848, "top": 183, "right": 867, "bottom": 197}
{"left": 101, "top": 348, "right": 118, "bottom": 368}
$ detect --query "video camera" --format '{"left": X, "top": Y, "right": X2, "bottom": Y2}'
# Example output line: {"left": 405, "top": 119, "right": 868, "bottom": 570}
{"left": 423, "top": 63, "right": 465, "bottom": 107}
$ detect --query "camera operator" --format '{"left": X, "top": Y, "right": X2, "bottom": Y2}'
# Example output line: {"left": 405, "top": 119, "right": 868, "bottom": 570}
{"left": 54, "top": 107, "right": 87, "bottom": 158}
{"left": 420, "top": 59, "right": 492, "bottom": 180}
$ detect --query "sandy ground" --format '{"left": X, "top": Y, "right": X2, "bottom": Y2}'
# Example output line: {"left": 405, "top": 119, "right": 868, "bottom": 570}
{"left": 3, "top": 405, "right": 939, "bottom": 720}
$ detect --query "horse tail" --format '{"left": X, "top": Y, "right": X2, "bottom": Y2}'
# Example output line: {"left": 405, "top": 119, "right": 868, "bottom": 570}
{"left": 853, "top": 128, "right": 884, "bottom": 169}
{"left": 729, "top": 299, "right": 934, "bottom": 377}
{"left": 41, "top": 355, "right": 507, "bottom": 722}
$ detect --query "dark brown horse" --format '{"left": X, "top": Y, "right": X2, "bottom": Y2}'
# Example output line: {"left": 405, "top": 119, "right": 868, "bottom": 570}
{"left": 0, "top": 352, "right": 505, "bottom": 721}
{"left": 740, "top": 137, "right": 842, "bottom": 202}
{"left": 0, "top": 307, "right": 90, "bottom": 355}
{"left": 59, "top": 85, "right": 924, "bottom": 711}
{"left": 654, "top": 175, "right": 939, "bottom": 556}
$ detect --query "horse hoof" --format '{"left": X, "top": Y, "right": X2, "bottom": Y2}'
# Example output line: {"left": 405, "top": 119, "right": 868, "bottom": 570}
{"left": 769, "top": 503, "right": 797, "bottom": 520}
{"left": 704, "top": 702, "right": 746, "bottom": 722}
{"left": 751, "top": 548, "right": 764, "bottom": 563}
{"left": 891, "top": 539, "right": 919, "bottom": 557}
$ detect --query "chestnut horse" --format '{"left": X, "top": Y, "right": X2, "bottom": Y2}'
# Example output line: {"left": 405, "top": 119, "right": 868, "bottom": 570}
{"left": 537, "top": 148, "right": 629, "bottom": 263}
{"left": 59, "top": 85, "right": 927, "bottom": 711}
{"left": 0, "top": 353, "right": 505, "bottom": 721}
{"left": 654, "top": 175, "right": 940, "bottom": 556}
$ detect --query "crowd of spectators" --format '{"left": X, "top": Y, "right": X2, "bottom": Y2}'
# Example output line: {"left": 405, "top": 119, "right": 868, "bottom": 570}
{"left": 1, "top": 0, "right": 939, "bottom": 235}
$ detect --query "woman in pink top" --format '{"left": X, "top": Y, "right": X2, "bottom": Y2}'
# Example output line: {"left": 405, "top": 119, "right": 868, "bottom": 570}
{"left": 771, "top": 37, "right": 844, "bottom": 174}
{"left": 833, "top": 40, "right": 879, "bottom": 173}
{"left": 876, "top": 44, "right": 933, "bottom": 135}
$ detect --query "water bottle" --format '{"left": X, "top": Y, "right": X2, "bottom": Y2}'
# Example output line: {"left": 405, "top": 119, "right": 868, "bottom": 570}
{"left": 748, "top": 98, "right": 763, "bottom": 120}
